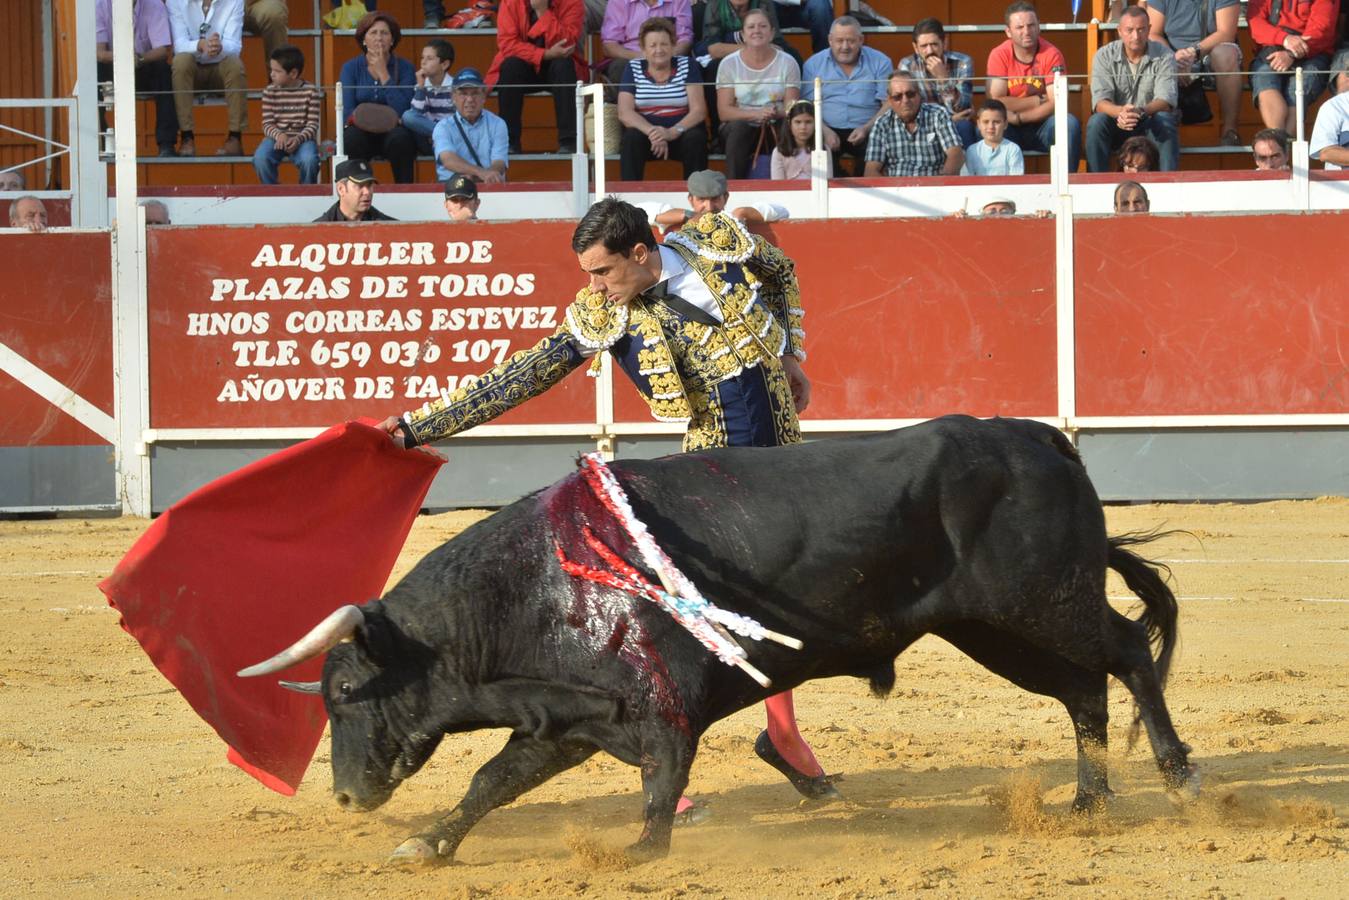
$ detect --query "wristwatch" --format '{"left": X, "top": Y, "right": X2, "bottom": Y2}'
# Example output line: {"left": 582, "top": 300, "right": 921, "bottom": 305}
{"left": 673, "top": 125, "right": 686, "bottom": 134}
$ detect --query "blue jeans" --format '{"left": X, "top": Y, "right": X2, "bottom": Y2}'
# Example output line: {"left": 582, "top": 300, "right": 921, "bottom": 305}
{"left": 253, "top": 138, "right": 319, "bottom": 184}
{"left": 773, "top": 0, "right": 832, "bottom": 52}
{"left": 401, "top": 108, "right": 443, "bottom": 153}
{"left": 1005, "top": 114, "right": 1082, "bottom": 173}
{"left": 1086, "top": 111, "right": 1180, "bottom": 172}
{"left": 954, "top": 117, "right": 978, "bottom": 147}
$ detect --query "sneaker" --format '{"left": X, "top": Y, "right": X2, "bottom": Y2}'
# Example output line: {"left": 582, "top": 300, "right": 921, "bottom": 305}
{"left": 177, "top": 138, "right": 196, "bottom": 157}
{"left": 216, "top": 136, "right": 244, "bottom": 156}
{"left": 157, "top": 146, "right": 177, "bottom": 158}
{"left": 557, "top": 141, "right": 577, "bottom": 155}
{"left": 1220, "top": 129, "right": 1243, "bottom": 147}
{"left": 423, "top": 15, "right": 442, "bottom": 28}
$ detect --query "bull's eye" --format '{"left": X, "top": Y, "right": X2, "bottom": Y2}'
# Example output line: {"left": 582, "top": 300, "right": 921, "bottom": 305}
{"left": 339, "top": 681, "right": 353, "bottom": 697}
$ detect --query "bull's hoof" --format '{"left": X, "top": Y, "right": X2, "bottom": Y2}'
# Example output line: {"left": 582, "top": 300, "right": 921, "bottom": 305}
{"left": 624, "top": 839, "right": 671, "bottom": 865}
{"left": 754, "top": 730, "right": 844, "bottom": 802}
{"left": 1070, "top": 788, "right": 1115, "bottom": 815}
{"left": 1165, "top": 765, "right": 1202, "bottom": 806}
{"left": 388, "top": 836, "right": 451, "bottom": 867}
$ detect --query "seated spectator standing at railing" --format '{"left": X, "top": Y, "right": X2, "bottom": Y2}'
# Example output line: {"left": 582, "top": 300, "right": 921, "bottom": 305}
{"left": 1087, "top": 6, "right": 1178, "bottom": 172}
{"left": 897, "top": 17, "right": 976, "bottom": 148}
{"left": 770, "top": 0, "right": 832, "bottom": 54}
{"left": 601, "top": 0, "right": 693, "bottom": 83}
{"left": 617, "top": 17, "right": 708, "bottom": 180}
{"left": 402, "top": 39, "right": 456, "bottom": 154}
{"left": 315, "top": 159, "right": 396, "bottom": 221}
{"left": 1145, "top": 0, "right": 1243, "bottom": 145}
{"left": 0, "top": 171, "right": 24, "bottom": 191}
{"left": 340, "top": 12, "right": 417, "bottom": 183}
{"left": 960, "top": 99, "right": 1024, "bottom": 175}
{"left": 254, "top": 45, "right": 321, "bottom": 184}
{"left": 8, "top": 196, "right": 47, "bottom": 232}
{"left": 1117, "top": 133, "right": 1160, "bottom": 171}
{"left": 1248, "top": 0, "right": 1338, "bottom": 133}
{"left": 443, "top": 174, "right": 481, "bottom": 221}
{"left": 96, "top": 0, "right": 178, "bottom": 158}
{"left": 140, "top": 199, "right": 173, "bottom": 224}
{"left": 864, "top": 70, "right": 964, "bottom": 177}
{"left": 635, "top": 168, "right": 789, "bottom": 229}
{"left": 986, "top": 1, "right": 1081, "bottom": 173}
{"left": 1309, "top": 72, "right": 1349, "bottom": 166}
{"left": 488, "top": 0, "right": 586, "bottom": 155}
{"left": 243, "top": 0, "right": 289, "bottom": 59}
{"left": 717, "top": 8, "right": 800, "bottom": 178}
{"left": 1114, "top": 179, "right": 1150, "bottom": 213}
{"left": 433, "top": 67, "right": 510, "bottom": 183}
{"left": 167, "top": 0, "right": 248, "bottom": 157}
{"left": 801, "top": 15, "right": 891, "bottom": 176}
{"left": 1251, "top": 127, "right": 1291, "bottom": 168}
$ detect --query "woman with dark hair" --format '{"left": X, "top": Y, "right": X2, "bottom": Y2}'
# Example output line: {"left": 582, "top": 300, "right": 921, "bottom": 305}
{"left": 617, "top": 17, "right": 708, "bottom": 180}
{"left": 715, "top": 8, "right": 800, "bottom": 178}
{"left": 1117, "top": 135, "right": 1159, "bottom": 173}
{"left": 339, "top": 12, "right": 418, "bottom": 183}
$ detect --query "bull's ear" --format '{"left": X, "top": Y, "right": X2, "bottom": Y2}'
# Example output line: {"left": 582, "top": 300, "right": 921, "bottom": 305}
{"left": 351, "top": 600, "right": 396, "bottom": 666}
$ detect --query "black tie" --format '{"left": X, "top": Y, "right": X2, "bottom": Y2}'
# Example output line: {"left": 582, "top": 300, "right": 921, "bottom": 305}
{"left": 647, "top": 278, "right": 720, "bottom": 326}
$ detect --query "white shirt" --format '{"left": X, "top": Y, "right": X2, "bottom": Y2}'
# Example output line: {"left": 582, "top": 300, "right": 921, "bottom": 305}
{"left": 634, "top": 201, "right": 790, "bottom": 233}
{"left": 166, "top": 0, "right": 244, "bottom": 63}
{"left": 1310, "top": 91, "right": 1349, "bottom": 170}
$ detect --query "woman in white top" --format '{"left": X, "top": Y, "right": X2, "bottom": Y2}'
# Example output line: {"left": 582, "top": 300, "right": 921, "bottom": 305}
{"left": 714, "top": 8, "right": 800, "bottom": 178}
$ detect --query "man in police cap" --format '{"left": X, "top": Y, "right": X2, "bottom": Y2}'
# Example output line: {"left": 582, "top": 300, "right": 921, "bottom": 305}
{"left": 443, "top": 174, "right": 481, "bottom": 223}
{"left": 314, "top": 159, "right": 397, "bottom": 222}
{"left": 639, "top": 169, "right": 790, "bottom": 233}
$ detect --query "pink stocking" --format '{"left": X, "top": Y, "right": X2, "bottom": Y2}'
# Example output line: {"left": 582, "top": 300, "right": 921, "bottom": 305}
{"left": 764, "top": 690, "right": 823, "bottom": 777}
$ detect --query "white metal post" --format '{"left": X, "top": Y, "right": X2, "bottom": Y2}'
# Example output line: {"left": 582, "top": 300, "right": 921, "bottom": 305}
{"left": 572, "top": 81, "right": 589, "bottom": 217}
{"left": 332, "top": 83, "right": 346, "bottom": 188}
{"left": 111, "top": 0, "right": 150, "bottom": 515}
{"left": 1051, "top": 73, "right": 1069, "bottom": 194}
{"left": 74, "top": 0, "right": 107, "bottom": 225}
{"left": 810, "top": 76, "right": 829, "bottom": 217}
{"left": 1054, "top": 192, "right": 1076, "bottom": 424}
{"left": 1292, "top": 67, "right": 1311, "bottom": 210}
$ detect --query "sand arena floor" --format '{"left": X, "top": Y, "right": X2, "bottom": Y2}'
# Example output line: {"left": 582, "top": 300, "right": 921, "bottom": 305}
{"left": 1, "top": 499, "right": 1346, "bottom": 898}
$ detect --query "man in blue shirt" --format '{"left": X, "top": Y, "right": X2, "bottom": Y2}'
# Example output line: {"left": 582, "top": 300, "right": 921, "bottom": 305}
{"left": 432, "top": 67, "right": 510, "bottom": 183}
{"left": 801, "top": 15, "right": 891, "bottom": 175}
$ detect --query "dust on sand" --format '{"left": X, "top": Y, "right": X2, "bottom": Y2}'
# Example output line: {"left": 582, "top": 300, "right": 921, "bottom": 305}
{"left": 0, "top": 500, "right": 1346, "bottom": 897}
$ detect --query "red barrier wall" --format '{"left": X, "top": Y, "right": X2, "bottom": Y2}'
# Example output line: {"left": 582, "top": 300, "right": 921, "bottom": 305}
{"left": 0, "top": 231, "right": 113, "bottom": 446}
{"left": 1075, "top": 212, "right": 1349, "bottom": 416}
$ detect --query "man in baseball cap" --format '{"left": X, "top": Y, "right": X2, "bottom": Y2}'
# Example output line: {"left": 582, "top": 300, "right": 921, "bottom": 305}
{"left": 313, "top": 158, "right": 397, "bottom": 222}
{"left": 443, "top": 174, "right": 481, "bottom": 222}
{"left": 640, "top": 169, "right": 791, "bottom": 232}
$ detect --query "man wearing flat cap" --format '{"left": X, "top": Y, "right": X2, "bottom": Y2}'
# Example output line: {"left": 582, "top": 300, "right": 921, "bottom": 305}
{"left": 379, "top": 195, "right": 837, "bottom": 819}
{"left": 639, "top": 169, "right": 791, "bottom": 232}
{"left": 314, "top": 159, "right": 397, "bottom": 222}
{"left": 443, "top": 174, "right": 481, "bottom": 222}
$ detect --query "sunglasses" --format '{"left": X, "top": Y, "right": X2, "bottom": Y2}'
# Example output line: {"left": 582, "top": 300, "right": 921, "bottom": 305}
{"left": 889, "top": 90, "right": 919, "bottom": 100}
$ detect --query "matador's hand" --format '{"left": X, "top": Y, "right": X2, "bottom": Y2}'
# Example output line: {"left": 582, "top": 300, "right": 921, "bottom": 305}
{"left": 780, "top": 355, "right": 811, "bottom": 414}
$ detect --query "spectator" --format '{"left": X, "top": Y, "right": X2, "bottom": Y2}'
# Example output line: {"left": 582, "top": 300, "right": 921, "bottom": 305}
{"left": 716, "top": 8, "right": 801, "bottom": 178}
{"left": 1117, "top": 134, "right": 1160, "bottom": 172}
{"left": 402, "top": 39, "right": 456, "bottom": 154}
{"left": 443, "top": 174, "right": 481, "bottom": 221}
{"left": 601, "top": 0, "right": 693, "bottom": 82}
{"left": 243, "top": 0, "right": 288, "bottom": 60}
{"left": 638, "top": 168, "right": 790, "bottom": 229}
{"left": 987, "top": 1, "right": 1082, "bottom": 173}
{"left": 423, "top": 1, "right": 447, "bottom": 28}
{"left": 254, "top": 45, "right": 321, "bottom": 184}
{"left": 771, "top": 99, "right": 825, "bottom": 179}
{"left": 166, "top": 0, "right": 247, "bottom": 157}
{"left": 1310, "top": 81, "right": 1349, "bottom": 167}
{"left": 863, "top": 70, "right": 964, "bottom": 177}
{"left": 1332, "top": 49, "right": 1349, "bottom": 98}
{"left": 897, "top": 17, "right": 976, "bottom": 147}
{"left": 96, "top": 0, "right": 177, "bottom": 158}
{"left": 617, "top": 18, "right": 708, "bottom": 180}
{"left": 960, "top": 99, "right": 1024, "bottom": 175}
{"left": 1086, "top": 6, "right": 1178, "bottom": 173}
{"left": 980, "top": 197, "right": 1017, "bottom": 215}
{"left": 1145, "top": 0, "right": 1242, "bottom": 145}
{"left": 140, "top": 199, "right": 172, "bottom": 224}
{"left": 699, "top": 0, "right": 791, "bottom": 139}
{"left": 1251, "top": 127, "right": 1291, "bottom": 169}
{"left": 801, "top": 15, "right": 891, "bottom": 176}
{"left": 770, "top": 0, "right": 832, "bottom": 54}
{"left": 0, "top": 170, "right": 24, "bottom": 192}
{"left": 314, "top": 159, "right": 396, "bottom": 221}
{"left": 1249, "top": 0, "right": 1337, "bottom": 132}
{"left": 432, "top": 68, "right": 510, "bottom": 183}
{"left": 489, "top": 0, "right": 586, "bottom": 155}
{"left": 1114, "top": 179, "right": 1150, "bottom": 213}
{"left": 339, "top": 12, "right": 417, "bottom": 183}
{"left": 8, "top": 196, "right": 47, "bottom": 232}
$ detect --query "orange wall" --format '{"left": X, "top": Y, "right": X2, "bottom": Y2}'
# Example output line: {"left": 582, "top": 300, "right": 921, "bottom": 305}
{"left": 0, "top": 0, "right": 50, "bottom": 186}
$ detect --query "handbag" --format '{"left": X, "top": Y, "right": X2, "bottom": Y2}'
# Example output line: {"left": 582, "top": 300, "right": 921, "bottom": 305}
{"left": 351, "top": 102, "right": 399, "bottom": 134}
{"left": 584, "top": 100, "right": 621, "bottom": 155}
{"left": 322, "top": 0, "right": 368, "bottom": 29}
{"left": 748, "top": 121, "right": 776, "bottom": 179}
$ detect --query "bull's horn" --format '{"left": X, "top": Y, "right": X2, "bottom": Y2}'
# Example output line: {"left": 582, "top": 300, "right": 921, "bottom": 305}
{"left": 278, "top": 680, "right": 322, "bottom": 694}
{"left": 236, "top": 605, "right": 364, "bottom": 678}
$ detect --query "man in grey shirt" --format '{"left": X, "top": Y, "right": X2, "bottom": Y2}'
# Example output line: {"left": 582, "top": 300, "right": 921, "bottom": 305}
{"left": 1146, "top": 0, "right": 1242, "bottom": 145}
{"left": 1086, "top": 5, "right": 1179, "bottom": 172}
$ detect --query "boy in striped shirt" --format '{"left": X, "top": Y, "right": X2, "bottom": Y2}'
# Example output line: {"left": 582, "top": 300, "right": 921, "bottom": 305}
{"left": 253, "top": 45, "right": 322, "bottom": 184}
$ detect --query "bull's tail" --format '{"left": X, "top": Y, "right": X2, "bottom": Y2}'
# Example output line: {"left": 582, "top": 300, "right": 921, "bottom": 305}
{"left": 1108, "top": 532, "right": 1181, "bottom": 749}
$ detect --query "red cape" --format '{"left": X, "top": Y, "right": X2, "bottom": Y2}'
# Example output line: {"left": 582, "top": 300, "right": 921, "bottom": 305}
{"left": 100, "top": 421, "right": 443, "bottom": 794}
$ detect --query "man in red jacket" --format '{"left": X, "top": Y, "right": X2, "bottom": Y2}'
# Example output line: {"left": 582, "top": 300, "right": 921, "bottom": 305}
{"left": 488, "top": 0, "right": 587, "bottom": 154}
{"left": 1248, "top": 0, "right": 1340, "bottom": 131}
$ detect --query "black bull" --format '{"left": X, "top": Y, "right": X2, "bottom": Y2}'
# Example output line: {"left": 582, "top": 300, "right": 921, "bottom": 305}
{"left": 241, "top": 416, "right": 1199, "bottom": 863}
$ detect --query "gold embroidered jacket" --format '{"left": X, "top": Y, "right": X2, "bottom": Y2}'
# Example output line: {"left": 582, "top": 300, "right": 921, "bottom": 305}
{"left": 404, "top": 213, "right": 807, "bottom": 450}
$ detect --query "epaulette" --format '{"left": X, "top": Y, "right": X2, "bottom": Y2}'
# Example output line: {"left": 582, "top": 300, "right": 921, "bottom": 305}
{"left": 564, "top": 287, "right": 630, "bottom": 351}
{"left": 665, "top": 212, "right": 755, "bottom": 263}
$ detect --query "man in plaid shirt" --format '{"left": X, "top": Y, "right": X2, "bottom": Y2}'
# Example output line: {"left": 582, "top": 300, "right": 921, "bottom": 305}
{"left": 897, "top": 17, "right": 976, "bottom": 147}
{"left": 864, "top": 71, "right": 964, "bottom": 176}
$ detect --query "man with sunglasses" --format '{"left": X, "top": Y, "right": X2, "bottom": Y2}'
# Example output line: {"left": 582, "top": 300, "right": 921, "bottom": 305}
{"left": 863, "top": 71, "right": 964, "bottom": 177}
{"left": 166, "top": 0, "right": 248, "bottom": 157}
